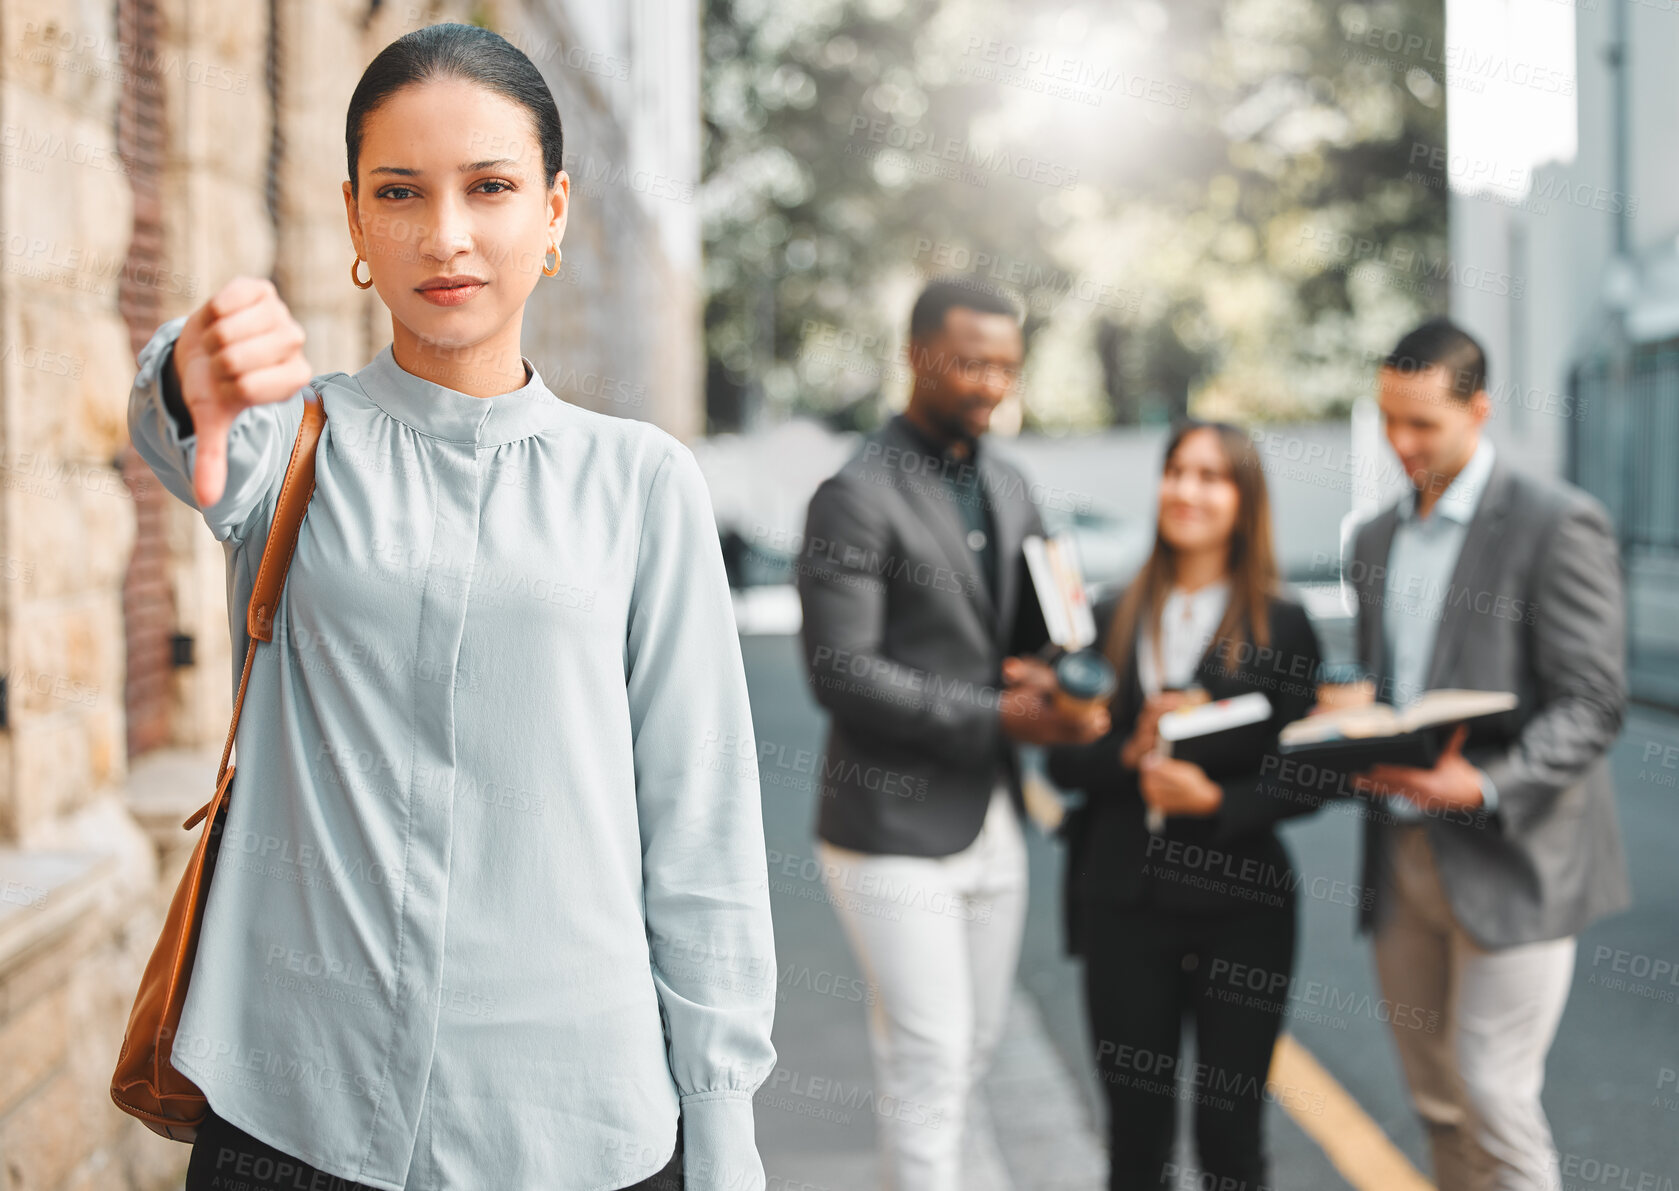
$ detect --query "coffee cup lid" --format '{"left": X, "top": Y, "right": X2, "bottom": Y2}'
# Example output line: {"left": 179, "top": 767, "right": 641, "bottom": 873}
{"left": 1055, "top": 648, "right": 1116, "bottom": 700}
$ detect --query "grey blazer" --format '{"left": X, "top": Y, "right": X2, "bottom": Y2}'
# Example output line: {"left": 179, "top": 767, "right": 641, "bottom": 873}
{"left": 795, "top": 414, "right": 1049, "bottom": 856}
{"left": 1350, "top": 454, "right": 1632, "bottom": 948}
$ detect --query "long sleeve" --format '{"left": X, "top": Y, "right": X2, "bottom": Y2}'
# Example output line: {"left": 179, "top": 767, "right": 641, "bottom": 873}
{"left": 627, "top": 444, "right": 777, "bottom": 1191}
{"left": 1472, "top": 498, "right": 1628, "bottom": 836}
{"left": 795, "top": 473, "right": 1004, "bottom": 768}
{"left": 126, "top": 314, "right": 307, "bottom": 546}
{"left": 1043, "top": 726, "right": 1126, "bottom": 797}
{"left": 158, "top": 339, "right": 197, "bottom": 438}
{"left": 1208, "top": 600, "right": 1329, "bottom": 841}
{"left": 1043, "top": 593, "right": 1127, "bottom": 798}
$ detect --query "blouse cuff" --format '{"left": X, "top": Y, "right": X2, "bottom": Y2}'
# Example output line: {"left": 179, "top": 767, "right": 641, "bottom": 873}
{"left": 159, "top": 341, "right": 196, "bottom": 439}
{"left": 135, "top": 315, "right": 193, "bottom": 450}
{"left": 679, "top": 1091, "right": 763, "bottom": 1191}
{"left": 1474, "top": 765, "right": 1500, "bottom": 813}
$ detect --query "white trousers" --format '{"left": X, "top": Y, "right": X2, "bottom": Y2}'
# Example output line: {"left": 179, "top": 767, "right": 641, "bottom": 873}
{"left": 1374, "top": 826, "right": 1577, "bottom": 1191}
{"left": 816, "top": 782, "right": 1030, "bottom": 1191}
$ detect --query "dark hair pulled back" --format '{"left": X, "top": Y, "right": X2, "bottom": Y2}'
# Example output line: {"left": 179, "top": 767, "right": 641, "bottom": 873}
{"left": 346, "top": 22, "right": 563, "bottom": 201}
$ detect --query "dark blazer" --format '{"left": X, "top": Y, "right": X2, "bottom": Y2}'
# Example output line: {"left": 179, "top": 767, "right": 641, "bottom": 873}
{"left": 1351, "top": 454, "right": 1631, "bottom": 948}
{"left": 796, "top": 414, "right": 1050, "bottom": 856}
{"left": 1045, "top": 585, "right": 1326, "bottom": 956}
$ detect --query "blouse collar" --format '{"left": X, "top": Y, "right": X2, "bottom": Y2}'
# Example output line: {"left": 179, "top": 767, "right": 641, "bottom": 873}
{"left": 354, "top": 342, "right": 566, "bottom": 446}
{"left": 1164, "top": 578, "right": 1230, "bottom": 615}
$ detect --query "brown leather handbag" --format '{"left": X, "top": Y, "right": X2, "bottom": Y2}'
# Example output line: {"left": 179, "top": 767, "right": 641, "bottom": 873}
{"left": 110, "top": 386, "right": 328, "bottom": 1142}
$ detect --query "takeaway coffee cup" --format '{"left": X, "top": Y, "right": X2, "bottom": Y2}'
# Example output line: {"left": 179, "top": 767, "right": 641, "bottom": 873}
{"left": 1053, "top": 648, "right": 1117, "bottom": 719}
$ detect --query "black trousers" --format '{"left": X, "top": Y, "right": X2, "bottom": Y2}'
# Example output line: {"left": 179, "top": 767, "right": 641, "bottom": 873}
{"left": 1080, "top": 899, "right": 1296, "bottom": 1191}
{"left": 184, "top": 1103, "right": 685, "bottom": 1190}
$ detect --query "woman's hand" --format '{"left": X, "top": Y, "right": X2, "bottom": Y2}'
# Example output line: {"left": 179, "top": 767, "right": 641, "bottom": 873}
{"left": 172, "top": 277, "right": 314, "bottom": 508}
{"left": 1138, "top": 754, "right": 1223, "bottom": 817}
{"left": 1119, "top": 691, "right": 1190, "bottom": 769}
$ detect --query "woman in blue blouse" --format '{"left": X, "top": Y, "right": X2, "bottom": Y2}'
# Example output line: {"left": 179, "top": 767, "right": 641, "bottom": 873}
{"left": 128, "top": 23, "right": 774, "bottom": 1191}
{"left": 1044, "top": 422, "right": 1327, "bottom": 1190}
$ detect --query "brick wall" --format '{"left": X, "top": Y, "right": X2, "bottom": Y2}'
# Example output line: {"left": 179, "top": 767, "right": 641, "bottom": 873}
{"left": 116, "top": 0, "right": 175, "bottom": 762}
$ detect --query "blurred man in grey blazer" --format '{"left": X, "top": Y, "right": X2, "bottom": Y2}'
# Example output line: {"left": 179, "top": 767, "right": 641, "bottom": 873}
{"left": 795, "top": 277, "right": 1107, "bottom": 1190}
{"left": 1346, "top": 318, "right": 1630, "bottom": 1191}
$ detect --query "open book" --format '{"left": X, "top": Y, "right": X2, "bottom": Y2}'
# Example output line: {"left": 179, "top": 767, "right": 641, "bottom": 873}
{"left": 1278, "top": 689, "right": 1517, "bottom": 769}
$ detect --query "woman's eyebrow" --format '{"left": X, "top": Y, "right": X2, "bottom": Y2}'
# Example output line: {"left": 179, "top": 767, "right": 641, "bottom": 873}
{"left": 369, "top": 158, "right": 521, "bottom": 177}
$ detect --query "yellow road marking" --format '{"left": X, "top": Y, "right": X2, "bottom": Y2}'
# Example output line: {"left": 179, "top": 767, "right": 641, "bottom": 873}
{"left": 1270, "top": 1033, "right": 1436, "bottom": 1191}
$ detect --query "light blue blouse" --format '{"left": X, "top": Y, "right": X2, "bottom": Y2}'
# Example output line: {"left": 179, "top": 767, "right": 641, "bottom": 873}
{"left": 127, "top": 316, "right": 778, "bottom": 1191}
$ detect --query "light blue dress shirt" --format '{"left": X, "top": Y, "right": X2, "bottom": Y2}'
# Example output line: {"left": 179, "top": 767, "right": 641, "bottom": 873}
{"left": 128, "top": 316, "right": 777, "bottom": 1191}
{"left": 1380, "top": 436, "right": 1499, "bottom": 817}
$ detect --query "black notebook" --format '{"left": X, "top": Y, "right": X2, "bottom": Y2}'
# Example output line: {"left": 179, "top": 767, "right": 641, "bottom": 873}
{"left": 1156, "top": 692, "right": 1276, "bottom": 776}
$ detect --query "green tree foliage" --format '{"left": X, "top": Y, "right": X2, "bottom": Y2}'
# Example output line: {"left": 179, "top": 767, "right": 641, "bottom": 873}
{"left": 701, "top": 0, "right": 1447, "bottom": 431}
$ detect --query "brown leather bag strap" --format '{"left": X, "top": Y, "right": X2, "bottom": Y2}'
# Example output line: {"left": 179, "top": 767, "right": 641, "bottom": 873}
{"left": 250, "top": 389, "right": 327, "bottom": 643}
{"left": 185, "top": 387, "right": 327, "bottom": 826}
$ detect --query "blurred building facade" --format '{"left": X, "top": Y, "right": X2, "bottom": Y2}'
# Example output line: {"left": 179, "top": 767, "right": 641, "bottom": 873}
{"left": 0, "top": 0, "right": 699, "bottom": 1186}
{"left": 1449, "top": 0, "right": 1679, "bottom": 708}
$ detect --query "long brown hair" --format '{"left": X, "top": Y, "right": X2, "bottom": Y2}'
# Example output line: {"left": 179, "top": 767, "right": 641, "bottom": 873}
{"left": 1102, "top": 420, "right": 1279, "bottom": 694}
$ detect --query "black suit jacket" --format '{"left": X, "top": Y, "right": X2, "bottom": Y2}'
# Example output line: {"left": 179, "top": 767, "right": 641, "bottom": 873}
{"left": 1045, "top": 586, "right": 1326, "bottom": 956}
{"left": 796, "top": 415, "right": 1051, "bottom": 856}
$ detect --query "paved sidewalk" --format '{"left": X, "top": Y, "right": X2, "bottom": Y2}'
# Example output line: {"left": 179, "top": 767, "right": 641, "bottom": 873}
{"left": 758, "top": 978, "right": 1107, "bottom": 1190}
{"left": 981, "top": 987, "right": 1109, "bottom": 1190}
{"left": 746, "top": 630, "right": 1109, "bottom": 1190}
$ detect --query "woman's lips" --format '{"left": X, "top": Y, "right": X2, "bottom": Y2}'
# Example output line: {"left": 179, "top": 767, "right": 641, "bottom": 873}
{"left": 417, "top": 281, "right": 485, "bottom": 307}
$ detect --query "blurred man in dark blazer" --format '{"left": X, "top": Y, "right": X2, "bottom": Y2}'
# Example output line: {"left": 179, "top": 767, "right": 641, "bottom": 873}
{"left": 795, "top": 276, "right": 1106, "bottom": 1190}
{"left": 1347, "top": 318, "right": 1630, "bottom": 1191}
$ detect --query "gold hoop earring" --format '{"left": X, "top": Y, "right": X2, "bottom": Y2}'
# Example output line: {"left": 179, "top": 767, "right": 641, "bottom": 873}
{"left": 542, "top": 243, "right": 562, "bottom": 278}
{"left": 351, "top": 255, "right": 373, "bottom": 290}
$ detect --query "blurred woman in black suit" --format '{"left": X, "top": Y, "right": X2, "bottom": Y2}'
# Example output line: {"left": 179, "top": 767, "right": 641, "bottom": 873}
{"left": 1046, "top": 420, "right": 1327, "bottom": 1190}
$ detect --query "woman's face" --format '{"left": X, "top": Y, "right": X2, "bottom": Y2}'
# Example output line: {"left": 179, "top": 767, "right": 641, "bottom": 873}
{"left": 342, "top": 78, "right": 567, "bottom": 360}
{"left": 1157, "top": 428, "right": 1240, "bottom": 557}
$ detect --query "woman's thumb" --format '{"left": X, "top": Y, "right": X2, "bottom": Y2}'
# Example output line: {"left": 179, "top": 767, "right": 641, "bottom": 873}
{"left": 191, "top": 411, "right": 230, "bottom": 509}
